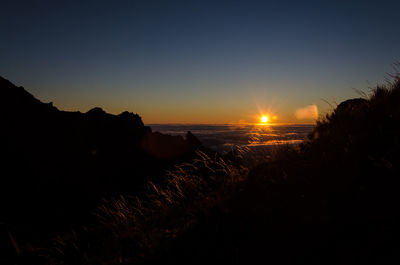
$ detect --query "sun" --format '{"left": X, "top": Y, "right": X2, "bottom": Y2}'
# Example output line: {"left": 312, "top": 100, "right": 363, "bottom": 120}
{"left": 261, "top": 116, "right": 269, "bottom": 123}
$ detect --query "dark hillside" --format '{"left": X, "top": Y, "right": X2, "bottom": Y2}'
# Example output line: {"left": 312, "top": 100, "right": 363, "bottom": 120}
{"left": 0, "top": 76, "right": 202, "bottom": 257}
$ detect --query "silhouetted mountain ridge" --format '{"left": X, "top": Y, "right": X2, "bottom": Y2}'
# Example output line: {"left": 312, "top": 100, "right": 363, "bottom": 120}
{"left": 0, "top": 76, "right": 203, "bottom": 246}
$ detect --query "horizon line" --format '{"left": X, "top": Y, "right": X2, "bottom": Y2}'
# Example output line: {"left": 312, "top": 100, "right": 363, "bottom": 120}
{"left": 145, "top": 122, "right": 316, "bottom": 126}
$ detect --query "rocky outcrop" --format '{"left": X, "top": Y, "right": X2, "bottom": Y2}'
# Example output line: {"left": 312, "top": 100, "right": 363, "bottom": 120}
{"left": 335, "top": 98, "right": 368, "bottom": 114}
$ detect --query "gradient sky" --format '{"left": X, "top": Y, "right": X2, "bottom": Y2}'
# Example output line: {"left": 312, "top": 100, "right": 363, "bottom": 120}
{"left": 1, "top": 0, "right": 400, "bottom": 124}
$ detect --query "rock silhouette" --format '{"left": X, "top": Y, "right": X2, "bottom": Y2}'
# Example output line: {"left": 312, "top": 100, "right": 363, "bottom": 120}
{"left": 0, "top": 76, "right": 202, "bottom": 246}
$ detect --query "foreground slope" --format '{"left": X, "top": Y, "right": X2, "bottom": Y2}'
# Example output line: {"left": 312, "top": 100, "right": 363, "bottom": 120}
{"left": 0, "top": 76, "right": 202, "bottom": 262}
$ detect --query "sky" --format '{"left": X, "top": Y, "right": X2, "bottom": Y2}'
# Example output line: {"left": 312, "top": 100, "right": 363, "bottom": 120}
{"left": 1, "top": 0, "right": 400, "bottom": 124}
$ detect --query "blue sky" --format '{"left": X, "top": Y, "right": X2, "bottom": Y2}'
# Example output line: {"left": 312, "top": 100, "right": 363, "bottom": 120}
{"left": 1, "top": 0, "right": 399, "bottom": 123}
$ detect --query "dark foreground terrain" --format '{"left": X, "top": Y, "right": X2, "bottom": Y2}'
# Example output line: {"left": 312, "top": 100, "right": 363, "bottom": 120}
{"left": 0, "top": 76, "right": 204, "bottom": 263}
{"left": 2, "top": 71, "right": 400, "bottom": 265}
